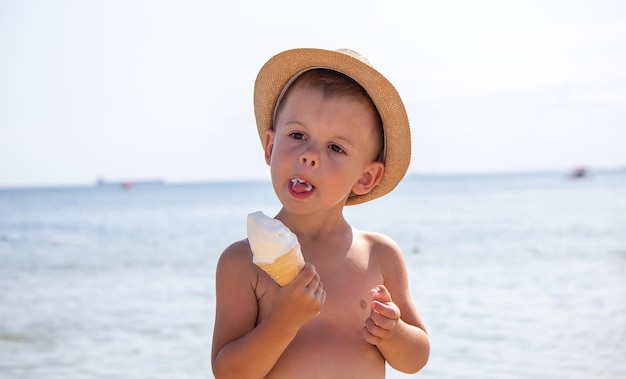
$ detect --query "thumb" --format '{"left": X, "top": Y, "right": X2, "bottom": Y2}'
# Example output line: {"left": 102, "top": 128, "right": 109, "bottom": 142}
{"left": 370, "top": 285, "right": 392, "bottom": 303}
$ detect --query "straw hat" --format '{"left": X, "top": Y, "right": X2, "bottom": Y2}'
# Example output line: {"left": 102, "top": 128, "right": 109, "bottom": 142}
{"left": 254, "top": 48, "right": 411, "bottom": 205}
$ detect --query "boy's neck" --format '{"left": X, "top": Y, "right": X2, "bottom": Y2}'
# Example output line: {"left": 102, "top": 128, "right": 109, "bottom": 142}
{"left": 275, "top": 207, "right": 351, "bottom": 242}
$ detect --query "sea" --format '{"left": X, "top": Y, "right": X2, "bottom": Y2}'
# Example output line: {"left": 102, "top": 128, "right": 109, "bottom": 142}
{"left": 1, "top": 171, "right": 625, "bottom": 379}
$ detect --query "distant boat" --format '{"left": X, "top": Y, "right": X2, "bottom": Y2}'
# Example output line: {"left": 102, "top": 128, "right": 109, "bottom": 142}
{"left": 96, "top": 178, "right": 165, "bottom": 189}
{"left": 569, "top": 167, "right": 588, "bottom": 179}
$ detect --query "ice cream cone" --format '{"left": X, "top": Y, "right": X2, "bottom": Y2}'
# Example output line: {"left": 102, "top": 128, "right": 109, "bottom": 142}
{"left": 255, "top": 245, "right": 305, "bottom": 286}
{"left": 247, "top": 211, "right": 305, "bottom": 286}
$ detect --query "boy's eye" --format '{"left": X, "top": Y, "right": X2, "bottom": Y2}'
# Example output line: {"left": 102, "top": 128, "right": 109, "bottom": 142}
{"left": 289, "top": 132, "right": 305, "bottom": 140}
{"left": 329, "top": 144, "right": 345, "bottom": 154}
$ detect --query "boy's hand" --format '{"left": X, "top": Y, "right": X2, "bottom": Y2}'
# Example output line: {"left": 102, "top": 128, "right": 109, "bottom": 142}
{"left": 362, "top": 285, "right": 401, "bottom": 345}
{"left": 268, "top": 263, "right": 326, "bottom": 330}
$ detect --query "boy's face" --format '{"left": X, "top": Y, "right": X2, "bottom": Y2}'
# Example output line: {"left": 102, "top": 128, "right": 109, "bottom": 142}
{"left": 264, "top": 85, "right": 384, "bottom": 212}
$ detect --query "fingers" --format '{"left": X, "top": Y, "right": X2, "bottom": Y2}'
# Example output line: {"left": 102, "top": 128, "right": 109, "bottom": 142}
{"left": 362, "top": 309, "right": 400, "bottom": 345}
{"left": 307, "top": 266, "right": 325, "bottom": 306}
{"left": 362, "top": 317, "right": 392, "bottom": 345}
{"left": 371, "top": 284, "right": 392, "bottom": 302}
{"left": 370, "top": 285, "right": 399, "bottom": 320}
{"left": 362, "top": 317, "right": 382, "bottom": 344}
{"left": 371, "top": 298, "right": 400, "bottom": 320}
{"left": 369, "top": 304, "right": 399, "bottom": 328}
{"left": 315, "top": 280, "right": 326, "bottom": 305}
{"left": 306, "top": 268, "right": 321, "bottom": 291}
{"left": 290, "top": 262, "right": 317, "bottom": 287}
{"left": 285, "top": 263, "right": 325, "bottom": 314}
{"left": 293, "top": 263, "right": 324, "bottom": 296}
{"left": 363, "top": 285, "right": 400, "bottom": 345}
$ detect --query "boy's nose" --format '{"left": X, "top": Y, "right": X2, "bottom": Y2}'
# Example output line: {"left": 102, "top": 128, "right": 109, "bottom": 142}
{"left": 300, "top": 156, "right": 316, "bottom": 167}
{"left": 299, "top": 148, "right": 318, "bottom": 167}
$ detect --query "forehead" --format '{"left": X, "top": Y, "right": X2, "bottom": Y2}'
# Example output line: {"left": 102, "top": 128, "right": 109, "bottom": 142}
{"left": 278, "top": 85, "right": 378, "bottom": 129}
{"left": 275, "top": 69, "right": 382, "bottom": 129}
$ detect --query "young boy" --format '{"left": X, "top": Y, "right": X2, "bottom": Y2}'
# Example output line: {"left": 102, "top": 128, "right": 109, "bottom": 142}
{"left": 211, "top": 48, "right": 430, "bottom": 378}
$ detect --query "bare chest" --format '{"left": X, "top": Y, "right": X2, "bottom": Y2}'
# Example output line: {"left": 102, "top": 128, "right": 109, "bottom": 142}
{"left": 255, "top": 252, "right": 385, "bottom": 378}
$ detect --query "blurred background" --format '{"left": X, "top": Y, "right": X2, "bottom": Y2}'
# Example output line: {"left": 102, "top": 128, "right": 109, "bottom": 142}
{"left": 1, "top": 0, "right": 625, "bottom": 187}
{"left": 1, "top": 1, "right": 625, "bottom": 378}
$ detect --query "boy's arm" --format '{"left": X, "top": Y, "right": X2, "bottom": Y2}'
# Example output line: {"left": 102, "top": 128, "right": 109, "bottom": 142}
{"left": 211, "top": 241, "right": 325, "bottom": 379}
{"left": 363, "top": 285, "right": 430, "bottom": 373}
{"left": 361, "top": 236, "right": 430, "bottom": 374}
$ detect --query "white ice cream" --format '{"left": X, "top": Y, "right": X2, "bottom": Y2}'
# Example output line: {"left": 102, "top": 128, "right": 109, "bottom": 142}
{"left": 247, "top": 211, "right": 298, "bottom": 264}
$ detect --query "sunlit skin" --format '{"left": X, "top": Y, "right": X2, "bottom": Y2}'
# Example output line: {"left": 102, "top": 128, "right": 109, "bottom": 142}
{"left": 267, "top": 87, "right": 385, "bottom": 215}
{"left": 211, "top": 86, "right": 430, "bottom": 378}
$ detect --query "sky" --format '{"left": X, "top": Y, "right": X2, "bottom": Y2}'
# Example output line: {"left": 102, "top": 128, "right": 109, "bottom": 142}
{"left": 1, "top": 0, "right": 625, "bottom": 187}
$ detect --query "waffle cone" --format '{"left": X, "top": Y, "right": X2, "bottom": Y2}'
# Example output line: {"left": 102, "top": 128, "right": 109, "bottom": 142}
{"left": 255, "top": 246, "right": 305, "bottom": 286}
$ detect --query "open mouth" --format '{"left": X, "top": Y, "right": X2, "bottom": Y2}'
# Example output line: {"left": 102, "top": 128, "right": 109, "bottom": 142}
{"left": 291, "top": 177, "right": 313, "bottom": 193}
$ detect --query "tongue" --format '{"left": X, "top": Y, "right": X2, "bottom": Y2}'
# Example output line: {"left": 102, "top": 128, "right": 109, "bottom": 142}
{"left": 292, "top": 181, "right": 312, "bottom": 193}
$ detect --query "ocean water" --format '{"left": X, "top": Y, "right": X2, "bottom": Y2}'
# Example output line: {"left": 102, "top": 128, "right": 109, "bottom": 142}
{"left": 1, "top": 171, "right": 625, "bottom": 379}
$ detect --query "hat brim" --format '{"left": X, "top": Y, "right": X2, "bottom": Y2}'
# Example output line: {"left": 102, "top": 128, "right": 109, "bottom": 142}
{"left": 254, "top": 48, "right": 411, "bottom": 205}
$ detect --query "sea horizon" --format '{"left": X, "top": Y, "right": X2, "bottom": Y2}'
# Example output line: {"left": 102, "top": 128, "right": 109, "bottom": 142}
{"left": 2, "top": 165, "right": 624, "bottom": 191}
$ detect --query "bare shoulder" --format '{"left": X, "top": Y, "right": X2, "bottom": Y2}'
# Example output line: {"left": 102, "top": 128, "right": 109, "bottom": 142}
{"left": 351, "top": 229, "right": 408, "bottom": 289}
{"left": 214, "top": 237, "right": 261, "bottom": 302}
{"left": 214, "top": 237, "right": 265, "bottom": 298}
{"left": 353, "top": 229, "right": 405, "bottom": 271}
{"left": 217, "top": 238, "right": 254, "bottom": 272}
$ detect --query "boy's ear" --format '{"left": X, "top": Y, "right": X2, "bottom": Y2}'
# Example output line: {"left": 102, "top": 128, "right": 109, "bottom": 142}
{"left": 352, "top": 162, "right": 384, "bottom": 196}
{"left": 264, "top": 129, "right": 275, "bottom": 165}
